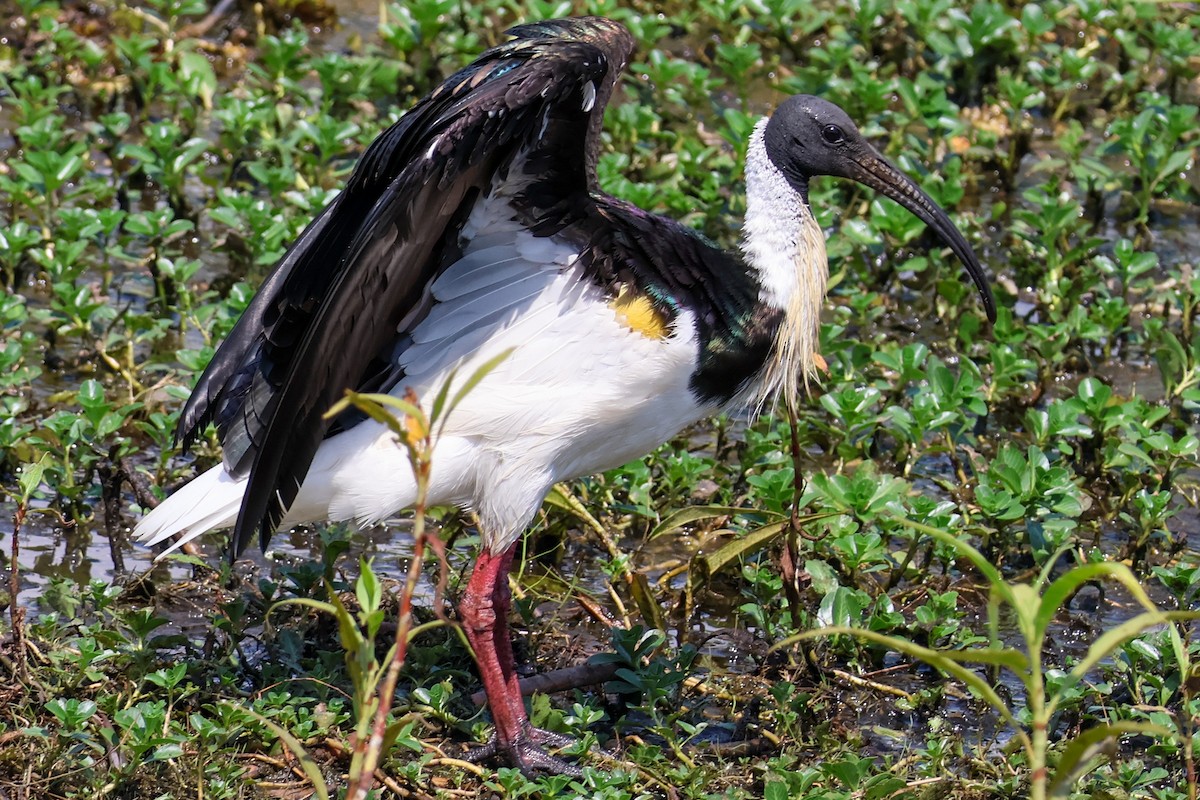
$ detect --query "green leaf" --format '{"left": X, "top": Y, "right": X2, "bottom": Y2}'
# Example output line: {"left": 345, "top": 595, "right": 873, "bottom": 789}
{"left": 170, "top": 138, "right": 209, "bottom": 175}
{"left": 356, "top": 557, "right": 382, "bottom": 616}
{"left": 1057, "top": 610, "right": 1200, "bottom": 714}
{"left": 1008, "top": 583, "right": 1041, "bottom": 649}
{"left": 935, "top": 646, "right": 1029, "bottom": 672}
{"left": 818, "top": 586, "right": 869, "bottom": 627}
{"left": 427, "top": 365, "right": 456, "bottom": 429}
{"left": 1155, "top": 149, "right": 1193, "bottom": 183}
{"left": 765, "top": 781, "right": 789, "bottom": 800}
{"left": 235, "top": 704, "right": 329, "bottom": 800}
{"left": 328, "top": 390, "right": 425, "bottom": 440}
{"left": 350, "top": 392, "right": 422, "bottom": 424}
{"left": 1049, "top": 721, "right": 1172, "bottom": 797}
{"left": 325, "top": 589, "right": 368, "bottom": 656}
{"left": 150, "top": 743, "right": 186, "bottom": 761}
{"left": 77, "top": 379, "right": 105, "bottom": 408}
{"left": 383, "top": 719, "right": 424, "bottom": 754}
{"left": 689, "top": 521, "right": 788, "bottom": 587}
{"left": 54, "top": 154, "right": 84, "bottom": 184}
{"left": 13, "top": 162, "right": 44, "bottom": 184}
{"left": 1037, "top": 562, "right": 1141, "bottom": 648}
{"left": 630, "top": 571, "right": 666, "bottom": 632}
{"left": 97, "top": 410, "right": 128, "bottom": 438}
{"left": 177, "top": 49, "right": 217, "bottom": 108}
{"left": 441, "top": 348, "right": 514, "bottom": 430}
{"left": 647, "top": 505, "right": 783, "bottom": 540}
{"left": 18, "top": 453, "right": 53, "bottom": 503}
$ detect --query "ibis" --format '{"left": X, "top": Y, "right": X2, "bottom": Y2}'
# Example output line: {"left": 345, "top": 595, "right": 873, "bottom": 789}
{"left": 137, "top": 17, "right": 996, "bottom": 774}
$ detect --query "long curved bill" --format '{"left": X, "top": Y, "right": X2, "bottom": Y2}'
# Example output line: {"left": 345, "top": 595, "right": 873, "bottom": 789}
{"left": 849, "top": 150, "right": 997, "bottom": 322}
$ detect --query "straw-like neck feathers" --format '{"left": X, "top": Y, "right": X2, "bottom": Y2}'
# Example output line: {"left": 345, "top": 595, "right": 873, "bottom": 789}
{"left": 740, "top": 119, "right": 828, "bottom": 413}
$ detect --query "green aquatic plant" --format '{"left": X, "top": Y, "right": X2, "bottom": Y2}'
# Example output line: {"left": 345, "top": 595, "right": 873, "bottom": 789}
{"left": 782, "top": 521, "right": 1200, "bottom": 800}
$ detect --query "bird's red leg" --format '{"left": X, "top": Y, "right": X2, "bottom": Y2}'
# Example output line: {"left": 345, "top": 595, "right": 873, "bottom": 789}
{"left": 460, "top": 546, "right": 525, "bottom": 743}
{"left": 460, "top": 543, "right": 581, "bottom": 775}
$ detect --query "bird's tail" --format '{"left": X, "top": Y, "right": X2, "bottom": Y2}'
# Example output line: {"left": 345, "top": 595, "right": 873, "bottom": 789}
{"left": 134, "top": 465, "right": 246, "bottom": 558}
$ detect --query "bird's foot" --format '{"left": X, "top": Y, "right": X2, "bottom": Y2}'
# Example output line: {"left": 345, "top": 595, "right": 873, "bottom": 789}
{"left": 464, "top": 725, "right": 584, "bottom": 777}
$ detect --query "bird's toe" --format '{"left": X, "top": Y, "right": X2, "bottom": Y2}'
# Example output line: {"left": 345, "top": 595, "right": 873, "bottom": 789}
{"left": 464, "top": 726, "right": 585, "bottom": 777}
{"left": 512, "top": 738, "right": 585, "bottom": 777}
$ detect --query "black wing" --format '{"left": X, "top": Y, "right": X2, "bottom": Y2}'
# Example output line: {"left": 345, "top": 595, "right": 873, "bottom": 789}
{"left": 177, "top": 17, "right": 634, "bottom": 557}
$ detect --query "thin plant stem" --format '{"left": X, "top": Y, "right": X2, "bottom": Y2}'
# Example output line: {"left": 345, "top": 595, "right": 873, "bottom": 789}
{"left": 346, "top": 393, "right": 435, "bottom": 800}
{"left": 9, "top": 503, "right": 26, "bottom": 677}
{"left": 345, "top": 506, "right": 429, "bottom": 800}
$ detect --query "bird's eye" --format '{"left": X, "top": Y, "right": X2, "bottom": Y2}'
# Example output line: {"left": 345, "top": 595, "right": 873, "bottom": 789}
{"left": 821, "top": 124, "right": 845, "bottom": 144}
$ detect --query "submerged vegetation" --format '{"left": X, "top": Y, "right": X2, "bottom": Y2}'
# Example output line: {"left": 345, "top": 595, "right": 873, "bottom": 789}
{"left": 1, "top": 0, "right": 1198, "bottom": 797}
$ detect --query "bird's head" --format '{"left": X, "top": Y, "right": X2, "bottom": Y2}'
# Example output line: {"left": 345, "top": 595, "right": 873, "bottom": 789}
{"left": 764, "top": 95, "right": 996, "bottom": 322}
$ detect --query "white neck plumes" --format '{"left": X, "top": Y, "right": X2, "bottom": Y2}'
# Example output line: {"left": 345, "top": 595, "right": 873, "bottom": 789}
{"left": 740, "top": 118, "right": 829, "bottom": 414}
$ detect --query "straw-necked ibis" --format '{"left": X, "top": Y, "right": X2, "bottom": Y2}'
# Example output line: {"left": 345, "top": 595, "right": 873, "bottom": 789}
{"left": 137, "top": 16, "right": 995, "bottom": 775}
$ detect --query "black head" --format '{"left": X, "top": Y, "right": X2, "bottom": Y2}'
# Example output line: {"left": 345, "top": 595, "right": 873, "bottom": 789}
{"left": 764, "top": 95, "right": 996, "bottom": 322}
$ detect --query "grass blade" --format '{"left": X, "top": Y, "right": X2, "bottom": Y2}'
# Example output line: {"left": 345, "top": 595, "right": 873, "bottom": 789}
{"left": 235, "top": 704, "right": 330, "bottom": 800}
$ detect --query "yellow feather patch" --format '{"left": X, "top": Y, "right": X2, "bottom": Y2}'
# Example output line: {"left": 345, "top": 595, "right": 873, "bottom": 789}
{"left": 610, "top": 285, "right": 670, "bottom": 340}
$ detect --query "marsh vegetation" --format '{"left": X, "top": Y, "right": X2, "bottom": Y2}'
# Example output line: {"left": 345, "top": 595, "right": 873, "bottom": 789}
{"left": 1, "top": 0, "right": 1198, "bottom": 797}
